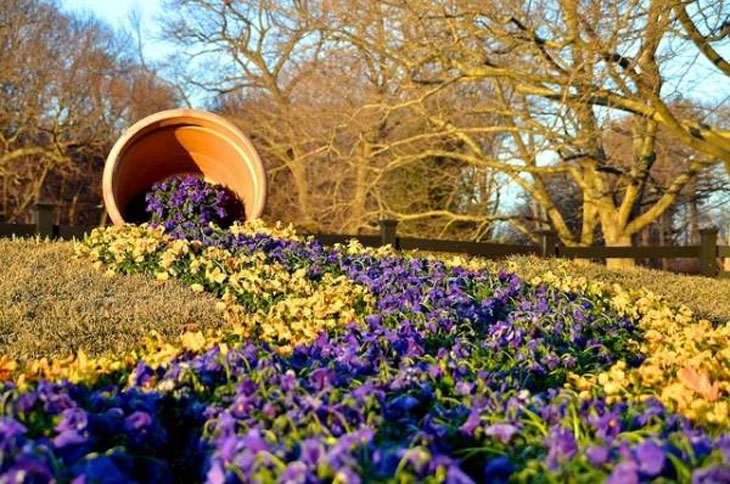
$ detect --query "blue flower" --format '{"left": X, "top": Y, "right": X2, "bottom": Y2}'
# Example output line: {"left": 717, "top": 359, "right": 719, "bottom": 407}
{"left": 635, "top": 440, "right": 665, "bottom": 476}
{"left": 71, "top": 455, "right": 129, "bottom": 484}
{"left": 484, "top": 457, "right": 514, "bottom": 484}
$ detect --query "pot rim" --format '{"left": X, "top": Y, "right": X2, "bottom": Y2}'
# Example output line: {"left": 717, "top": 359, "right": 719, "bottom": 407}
{"left": 103, "top": 108, "right": 267, "bottom": 225}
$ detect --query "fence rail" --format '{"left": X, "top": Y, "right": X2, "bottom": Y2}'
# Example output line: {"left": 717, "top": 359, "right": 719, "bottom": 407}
{"left": 2, "top": 203, "right": 730, "bottom": 279}
{"left": 309, "top": 221, "right": 730, "bottom": 279}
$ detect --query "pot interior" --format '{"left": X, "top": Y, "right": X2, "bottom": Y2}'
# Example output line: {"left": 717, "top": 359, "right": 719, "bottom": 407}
{"left": 112, "top": 123, "right": 257, "bottom": 223}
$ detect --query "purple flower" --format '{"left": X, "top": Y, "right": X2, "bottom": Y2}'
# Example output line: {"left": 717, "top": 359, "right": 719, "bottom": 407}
{"left": 132, "top": 361, "right": 155, "bottom": 387}
{"left": 446, "top": 465, "right": 475, "bottom": 484}
{"left": 218, "top": 435, "right": 242, "bottom": 463}
{"left": 545, "top": 426, "right": 577, "bottom": 469}
{"left": 0, "top": 417, "right": 26, "bottom": 440}
{"left": 16, "top": 392, "right": 38, "bottom": 413}
{"left": 53, "top": 430, "right": 87, "bottom": 448}
{"left": 607, "top": 461, "right": 639, "bottom": 484}
{"left": 460, "top": 411, "right": 481, "bottom": 436}
{"left": 484, "top": 457, "right": 514, "bottom": 483}
{"left": 428, "top": 364, "right": 444, "bottom": 379}
{"left": 485, "top": 423, "right": 519, "bottom": 444}
{"left": 206, "top": 461, "right": 227, "bottom": 484}
{"left": 243, "top": 429, "right": 269, "bottom": 454}
{"left": 590, "top": 409, "right": 622, "bottom": 443}
{"left": 4, "top": 457, "right": 55, "bottom": 483}
{"left": 718, "top": 436, "right": 730, "bottom": 461}
{"left": 635, "top": 440, "right": 665, "bottom": 476}
{"left": 39, "top": 388, "right": 75, "bottom": 414}
{"left": 281, "top": 461, "right": 308, "bottom": 483}
{"left": 585, "top": 445, "right": 609, "bottom": 466}
{"left": 124, "top": 410, "right": 152, "bottom": 433}
{"left": 455, "top": 381, "right": 474, "bottom": 395}
{"left": 693, "top": 466, "right": 730, "bottom": 484}
{"left": 237, "top": 379, "right": 257, "bottom": 396}
{"left": 70, "top": 455, "right": 127, "bottom": 484}
{"left": 386, "top": 395, "right": 419, "bottom": 417}
{"left": 145, "top": 174, "right": 243, "bottom": 236}
{"left": 300, "top": 439, "right": 323, "bottom": 466}
{"left": 55, "top": 408, "right": 89, "bottom": 434}
{"left": 281, "top": 371, "right": 298, "bottom": 392}
{"left": 310, "top": 368, "right": 335, "bottom": 391}
{"left": 691, "top": 434, "right": 715, "bottom": 460}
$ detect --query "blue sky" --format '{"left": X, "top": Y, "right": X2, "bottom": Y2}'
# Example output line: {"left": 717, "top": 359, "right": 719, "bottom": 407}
{"left": 59, "top": 0, "right": 172, "bottom": 62}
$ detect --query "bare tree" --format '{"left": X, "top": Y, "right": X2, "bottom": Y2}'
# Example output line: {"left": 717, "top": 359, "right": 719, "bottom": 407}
{"left": 159, "top": 0, "right": 730, "bottom": 257}
{"left": 162, "top": 0, "right": 507, "bottom": 237}
{"left": 0, "top": 0, "right": 177, "bottom": 224}
{"left": 318, "top": 0, "right": 730, "bottom": 266}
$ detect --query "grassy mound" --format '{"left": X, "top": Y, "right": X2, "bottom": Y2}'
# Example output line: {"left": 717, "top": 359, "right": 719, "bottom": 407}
{"left": 0, "top": 238, "right": 222, "bottom": 359}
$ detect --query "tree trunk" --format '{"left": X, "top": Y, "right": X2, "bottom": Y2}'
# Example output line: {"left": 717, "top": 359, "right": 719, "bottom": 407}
{"left": 347, "top": 141, "right": 370, "bottom": 233}
{"left": 725, "top": 227, "right": 730, "bottom": 273}
{"left": 605, "top": 233, "right": 635, "bottom": 269}
{"left": 689, "top": 195, "right": 700, "bottom": 245}
{"left": 659, "top": 214, "right": 668, "bottom": 271}
{"left": 289, "top": 161, "right": 315, "bottom": 231}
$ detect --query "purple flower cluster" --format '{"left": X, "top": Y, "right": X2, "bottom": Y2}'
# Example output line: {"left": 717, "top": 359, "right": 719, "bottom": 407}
{"left": 5, "top": 228, "right": 730, "bottom": 482}
{"left": 0, "top": 380, "right": 206, "bottom": 483}
{"left": 144, "top": 175, "right": 244, "bottom": 238}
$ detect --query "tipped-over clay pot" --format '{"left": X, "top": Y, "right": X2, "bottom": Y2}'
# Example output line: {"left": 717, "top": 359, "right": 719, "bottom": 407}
{"left": 103, "top": 109, "right": 267, "bottom": 225}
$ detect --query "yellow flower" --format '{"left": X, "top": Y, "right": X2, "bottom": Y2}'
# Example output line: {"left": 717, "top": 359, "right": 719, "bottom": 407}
{"left": 181, "top": 331, "right": 207, "bottom": 352}
{"left": 0, "top": 356, "right": 18, "bottom": 381}
{"left": 207, "top": 267, "right": 227, "bottom": 284}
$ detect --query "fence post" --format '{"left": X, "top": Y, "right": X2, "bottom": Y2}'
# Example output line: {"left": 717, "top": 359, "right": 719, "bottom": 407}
{"left": 32, "top": 201, "right": 55, "bottom": 239}
{"left": 540, "top": 230, "right": 558, "bottom": 257}
{"left": 97, "top": 204, "right": 108, "bottom": 227}
{"left": 699, "top": 226, "right": 719, "bottom": 277}
{"left": 379, "top": 219, "right": 398, "bottom": 248}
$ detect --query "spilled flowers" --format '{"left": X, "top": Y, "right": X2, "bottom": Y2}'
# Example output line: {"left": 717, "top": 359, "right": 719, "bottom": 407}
{"left": 1, "top": 180, "right": 730, "bottom": 482}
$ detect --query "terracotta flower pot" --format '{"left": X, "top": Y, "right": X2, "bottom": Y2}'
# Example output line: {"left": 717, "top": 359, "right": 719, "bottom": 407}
{"left": 103, "top": 109, "right": 267, "bottom": 225}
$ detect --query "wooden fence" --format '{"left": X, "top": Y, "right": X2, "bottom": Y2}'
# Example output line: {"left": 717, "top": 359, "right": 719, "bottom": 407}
{"left": 312, "top": 220, "right": 730, "bottom": 279}
{"left": 2, "top": 203, "right": 730, "bottom": 279}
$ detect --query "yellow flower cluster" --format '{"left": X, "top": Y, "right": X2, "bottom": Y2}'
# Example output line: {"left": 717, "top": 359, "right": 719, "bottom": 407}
{"left": 229, "top": 219, "right": 303, "bottom": 241}
{"left": 8, "top": 222, "right": 376, "bottom": 386}
{"left": 222, "top": 271, "right": 370, "bottom": 355}
{"left": 333, "top": 238, "right": 397, "bottom": 258}
{"left": 582, "top": 290, "right": 730, "bottom": 426}
{"left": 2, "top": 326, "right": 230, "bottom": 389}
{"left": 77, "top": 222, "right": 374, "bottom": 353}
{"left": 529, "top": 269, "right": 730, "bottom": 426}
{"left": 78, "top": 223, "right": 166, "bottom": 270}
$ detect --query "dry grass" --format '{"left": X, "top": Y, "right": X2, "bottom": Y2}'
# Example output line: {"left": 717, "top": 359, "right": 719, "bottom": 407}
{"left": 481, "top": 256, "right": 730, "bottom": 323}
{"left": 0, "top": 238, "right": 222, "bottom": 360}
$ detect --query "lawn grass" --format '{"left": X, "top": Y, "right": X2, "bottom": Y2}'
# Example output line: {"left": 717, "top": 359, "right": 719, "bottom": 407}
{"left": 0, "top": 238, "right": 223, "bottom": 360}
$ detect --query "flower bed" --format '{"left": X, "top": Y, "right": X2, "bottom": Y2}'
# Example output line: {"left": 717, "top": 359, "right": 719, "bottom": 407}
{"left": 1, "top": 219, "right": 729, "bottom": 482}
